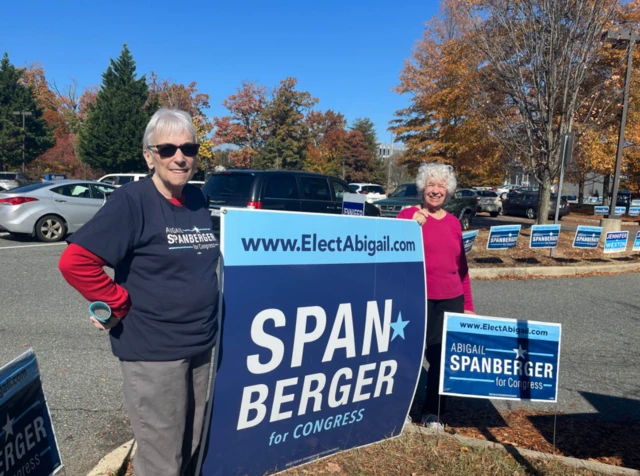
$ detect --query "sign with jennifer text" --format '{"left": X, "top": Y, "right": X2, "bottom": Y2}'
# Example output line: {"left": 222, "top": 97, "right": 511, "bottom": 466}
{"left": 440, "top": 313, "right": 561, "bottom": 402}
{"left": 632, "top": 231, "right": 640, "bottom": 252}
{"left": 0, "top": 350, "right": 63, "bottom": 476}
{"left": 342, "top": 193, "right": 366, "bottom": 216}
{"left": 604, "top": 231, "right": 628, "bottom": 254}
{"left": 199, "top": 209, "right": 426, "bottom": 476}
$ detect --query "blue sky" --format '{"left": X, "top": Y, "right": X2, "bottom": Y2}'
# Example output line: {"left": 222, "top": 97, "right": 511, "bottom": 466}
{"left": 3, "top": 0, "right": 439, "bottom": 142}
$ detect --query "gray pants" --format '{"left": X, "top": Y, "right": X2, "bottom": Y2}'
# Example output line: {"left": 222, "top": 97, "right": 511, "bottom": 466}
{"left": 121, "top": 349, "right": 212, "bottom": 476}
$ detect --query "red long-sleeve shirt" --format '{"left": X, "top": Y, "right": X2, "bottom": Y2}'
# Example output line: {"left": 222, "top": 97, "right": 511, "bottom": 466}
{"left": 397, "top": 206, "right": 474, "bottom": 312}
{"left": 58, "top": 195, "right": 186, "bottom": 318}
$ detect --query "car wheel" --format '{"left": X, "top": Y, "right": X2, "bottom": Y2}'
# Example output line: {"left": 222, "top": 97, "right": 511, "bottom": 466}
{"left": 500, "top": 192, "right": 507, "bottom": 200}
{"left": 526, "top": 208, "right": 536, "bottom": 220}
{"left": 460, "top": 212, "right": 471, "bottom": 231}
{"left": 35, "top": 215, "right": 67, "bottom": 242}
{"left": 490, "top": 211, "right": 499, "bottom": 217}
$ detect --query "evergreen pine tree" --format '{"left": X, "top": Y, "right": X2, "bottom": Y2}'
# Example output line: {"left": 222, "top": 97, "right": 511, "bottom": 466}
{"left": 78, "top": 45, "right": 156, "bottom": 173}
{"left": 256, "top": 78, "right": 317, "bottom": 170}
{"left": 0, "top": 53, "right": 54, "bottom": 171}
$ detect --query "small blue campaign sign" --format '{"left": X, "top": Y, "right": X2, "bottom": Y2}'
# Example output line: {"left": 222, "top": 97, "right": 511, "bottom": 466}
{"left": 199, "top": 209, "right": 426, "bottom": 476}
{"left": 604, "top": 231, "right": 629, "bottom": 254}
{"left": 342, "top": 192, "right": 365, "bottom": 216}
{"left": 572, "top": 226, "right": 602, "bottom": 249}
{"left": 462, "top": 230, "right": 479, "bottom": 254}
{"left": 594, "top": 206, "right": 609, "bottom": 215}
{"left": 440, "top": 313, "right": 561, "bottom": 402}
{"left": 614, "top": 206, "right": 627, "bottom": 216}
{"left": 0, "top": 349, "right": 63, "bottom": 476}
{"left": 529, "top": 225, "right": 560, "bottom": 249}
{"left": 628, "top": 207, "right": 640, "bottom": 217}
{"left": 487, "top": 225, "right": 521, "bottom": 250}
{"left": 633, "top": 231, "right": 640, "bottom": 252}
{"left": 631, "top": 199, "right": 640, "bottom": 207}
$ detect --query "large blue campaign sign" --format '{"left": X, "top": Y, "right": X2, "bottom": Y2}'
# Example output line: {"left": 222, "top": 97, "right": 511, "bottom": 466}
{"left": 633, "top": 231, "right": 640, "bottom": 252}
{"left": 440, "top": 313, "right": 561, "bottom": 402}
{"left": 0, "top": 350, "right": 63, "bottom": 476}
{"left": 572, "top": 226, "right": 602, "bottom": 249}
{"left": 487, "top": 225, "right": 521, "bottom": 250}
{"left": 604, "top": 231, "right": 629, "bottom": 254}
{"left": 462, "top": 230, "right": 478, "bottom": 254}
{"left": 199, "top": 209, "right": 426, "bottom": 476}
{"left": 629, "top": 207, "right": 640, "bottom": 217}
{"left": 529, "top": 225, "right": 560, "bottom": 249}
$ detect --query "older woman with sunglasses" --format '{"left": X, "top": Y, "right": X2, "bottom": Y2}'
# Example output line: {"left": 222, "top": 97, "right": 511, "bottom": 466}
{"left": 397, "top": 162, "right": 475, "bottom": 431}
{"left": 59, "top": 108, "right": 219, "bottom": 476}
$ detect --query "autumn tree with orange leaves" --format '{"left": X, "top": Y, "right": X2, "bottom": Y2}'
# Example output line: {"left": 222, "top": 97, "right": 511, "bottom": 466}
{"left": 390, "top": 0, "right": 504, "bottom": 188}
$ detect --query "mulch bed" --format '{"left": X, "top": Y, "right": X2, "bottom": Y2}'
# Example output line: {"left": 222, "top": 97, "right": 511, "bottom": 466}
{"left": 441, "top": 400, "right": 640, "bottom": 470}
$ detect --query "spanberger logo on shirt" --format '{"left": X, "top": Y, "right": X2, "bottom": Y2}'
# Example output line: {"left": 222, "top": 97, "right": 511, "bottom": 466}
{"left": 165, "top": 226, "right": 219, "bottom": 251}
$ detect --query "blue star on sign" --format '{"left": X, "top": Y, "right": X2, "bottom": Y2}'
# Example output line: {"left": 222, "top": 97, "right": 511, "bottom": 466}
{"left": 390, "top": 312, "right": 409, "bottom": 341}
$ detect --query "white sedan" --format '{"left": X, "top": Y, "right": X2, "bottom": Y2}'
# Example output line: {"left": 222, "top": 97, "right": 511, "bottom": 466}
{"left": 0, "top": 180, "right": 116, "bottom": 242}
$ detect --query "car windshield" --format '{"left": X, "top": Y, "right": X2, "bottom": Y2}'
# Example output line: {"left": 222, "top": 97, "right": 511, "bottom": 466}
{"left": 389, "top": 184, "right": 419, "bottom": 198}
{"left": 203, "top": 174, "right": 255, "bottom": 199}
{"left": 478, "top": 191, "right": 498, "bottom": 197}
{"left": 5, "top": 182, "right": 51, "bottom": 193}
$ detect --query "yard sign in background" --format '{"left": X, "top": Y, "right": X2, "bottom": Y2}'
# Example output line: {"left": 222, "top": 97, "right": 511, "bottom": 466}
{"left": 462, "top": 230, "right": 479, "bottom": 254}
{"left": 529, "top": 225, "right": 560, "bottom": 249}
{"left": 342, "top": 192, "right": 365, "bottom": 216}
{"left": 572, "top": 226, "right": 602, "bottom": 249}
{"left": 440, "top": 313, "right": 561, "bottom": 402}
{"left": 633, "top": 231, "right": 640, "bottom": 252}
{"left": 487, "top": 225, "right": 521, "bottom": 250}
{"left": 604, "top": 231, "right": 629, "bottom": 254}
{"left": 0, "top": 349, "right": 63, "bottom": 476}
{"left": 200, "top": 209, "right": 426, "bottom": 476}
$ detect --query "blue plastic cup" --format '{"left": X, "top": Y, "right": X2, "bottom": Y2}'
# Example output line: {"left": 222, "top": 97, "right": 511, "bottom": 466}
{"left": 89, "top": 302, "right": 112, "bottom": 324}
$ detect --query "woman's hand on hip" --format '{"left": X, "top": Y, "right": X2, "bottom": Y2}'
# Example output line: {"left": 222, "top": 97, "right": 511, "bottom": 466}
{"left": 412, "top": 209, "right": 428, "bottom": 226}
{"left": 90, "top": 315, "right": 121, "bottom": 331}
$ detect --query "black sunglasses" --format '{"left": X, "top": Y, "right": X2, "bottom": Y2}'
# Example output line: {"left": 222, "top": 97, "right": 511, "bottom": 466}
{"left": 148, "top": 143, "right": 200, "bottom": 158}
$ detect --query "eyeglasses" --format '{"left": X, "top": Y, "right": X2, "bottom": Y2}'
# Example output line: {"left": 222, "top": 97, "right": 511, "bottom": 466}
{"left": 148, "top": 143, "right": 200, "bottom": 158}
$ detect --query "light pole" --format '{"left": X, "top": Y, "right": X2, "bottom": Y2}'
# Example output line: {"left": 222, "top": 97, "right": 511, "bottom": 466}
{"left": 12, "top": 111, "right": 33, "bottom": 173}
{"left": 603, "top": 29, "right": 635, "bottom": 219}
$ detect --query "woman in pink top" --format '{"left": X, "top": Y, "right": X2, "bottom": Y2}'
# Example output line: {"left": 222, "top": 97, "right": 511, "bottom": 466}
{"left": 397, "top": 163, "right": 475, "bottom": 429}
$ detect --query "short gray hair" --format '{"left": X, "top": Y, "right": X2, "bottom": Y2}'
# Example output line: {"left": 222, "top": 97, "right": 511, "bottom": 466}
{"left": 415, "top": 162, "right": 457, "bottom": 198}
{"left": 143, "top": 108, "right": 197, "bottom": 149}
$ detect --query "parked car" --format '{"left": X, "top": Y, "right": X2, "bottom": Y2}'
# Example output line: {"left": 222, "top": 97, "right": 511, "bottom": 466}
{"left": 97, "top": 173, "right": 148, "bottom": 186}
{"left": 203, "top": 170, "right": 381, "bottom": 236}
{"left": 371, "top": 183, "right": 478, "bottom": 230}
{"left": 494, "top": 184, "right": 522, "bottom": 200}
{"left": 502, "top": 192, "right": 570, "bottom": 220}
{"left": 476, "top": 190, "right": 502, "bottom": 217}
{"left": 0, "top": 171, "right": 29, "bottom": 191}
{"left": 0, "top": 180, "right": 116, "bottom": 242}
{"left": 348, "top": 183, "right": 387, "bottom": 203}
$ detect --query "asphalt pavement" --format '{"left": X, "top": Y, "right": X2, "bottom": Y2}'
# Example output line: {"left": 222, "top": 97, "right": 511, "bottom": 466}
{"left": 0, "top": 231, "right": 638, "bottom": 475}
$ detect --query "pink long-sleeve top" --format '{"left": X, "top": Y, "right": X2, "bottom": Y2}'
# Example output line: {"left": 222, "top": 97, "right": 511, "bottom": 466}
{"left": 397, "top": 206, "right": 474, "bottom": 312}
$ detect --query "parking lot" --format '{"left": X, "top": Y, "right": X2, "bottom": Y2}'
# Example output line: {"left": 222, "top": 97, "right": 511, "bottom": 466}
{"left": 1, "top": 229, "right": 639, "bottom": 475}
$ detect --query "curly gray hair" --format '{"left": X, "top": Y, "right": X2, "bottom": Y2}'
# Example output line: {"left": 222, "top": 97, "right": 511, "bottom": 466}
{"left": 415, "top": 162, "right": 457, "bottom": 200}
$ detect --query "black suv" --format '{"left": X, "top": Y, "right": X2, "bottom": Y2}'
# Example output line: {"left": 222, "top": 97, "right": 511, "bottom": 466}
{"left": 203, "top": 170, "right": 381, "bottom": 234}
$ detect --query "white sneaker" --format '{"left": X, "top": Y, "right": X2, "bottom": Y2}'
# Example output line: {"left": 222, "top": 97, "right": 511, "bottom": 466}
{"left": 420, "top": 413, "right": 444, "bottom": 431}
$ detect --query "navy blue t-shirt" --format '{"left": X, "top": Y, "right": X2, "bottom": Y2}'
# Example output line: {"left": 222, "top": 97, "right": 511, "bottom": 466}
{"left": 68, "top": 178, "right": 220, "bottom": 361}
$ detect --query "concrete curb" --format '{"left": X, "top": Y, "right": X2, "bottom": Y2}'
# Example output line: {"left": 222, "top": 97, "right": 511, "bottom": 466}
{"left": 406, "top": 424, "right": 639, "bottom": 475}
{"left": 469, "top": 262, "right": 640, "bottom": 279}
{"left": 87, "top": 439, "right": 135, "bottom": 476}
